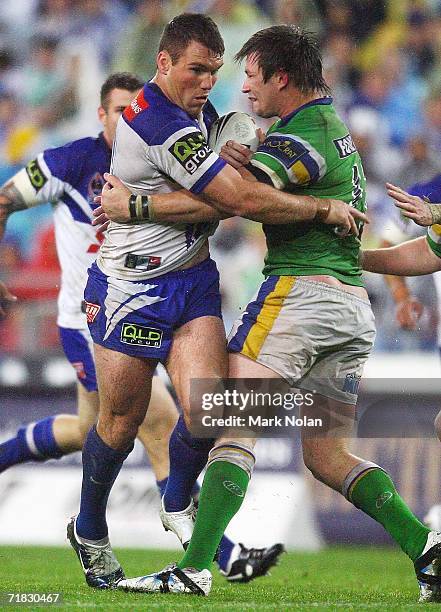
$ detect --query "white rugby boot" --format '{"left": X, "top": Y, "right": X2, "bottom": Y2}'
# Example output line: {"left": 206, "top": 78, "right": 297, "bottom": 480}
{"left": 118, "top": 563, "right": 212, "bottom": 595}
{"left": 159, "top": 497, "right": 196, "bottom": 548}
{"left": 414, "top": 531, "right": 441, "bottom": 602}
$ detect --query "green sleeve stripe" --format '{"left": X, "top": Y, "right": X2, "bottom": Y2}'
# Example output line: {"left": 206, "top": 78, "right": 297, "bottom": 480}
{"left": 251, "top": 153, "right": 288, "bottom": 189}
{"left": 427, "top": 233, "right": 441, "bottom": 258}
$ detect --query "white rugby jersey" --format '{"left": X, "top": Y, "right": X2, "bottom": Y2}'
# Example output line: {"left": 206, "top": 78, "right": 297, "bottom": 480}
{"left": 96, "top": 83, "right": 226, "bottom": 280}
{"left": 19, "top": 134, "right": 111, "bottom": 328}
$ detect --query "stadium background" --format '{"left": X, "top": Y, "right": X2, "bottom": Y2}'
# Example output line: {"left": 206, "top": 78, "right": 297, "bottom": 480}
{"left": 1, "top": 0, "right": 441, "bottom": 551}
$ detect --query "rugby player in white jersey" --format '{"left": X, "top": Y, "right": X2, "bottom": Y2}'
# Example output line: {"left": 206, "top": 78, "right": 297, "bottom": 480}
{"left": 0, "top": 72, "right": 279, "bottom": 585}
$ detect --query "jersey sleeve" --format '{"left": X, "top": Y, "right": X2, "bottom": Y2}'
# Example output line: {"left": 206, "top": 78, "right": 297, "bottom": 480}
{"left": 147, "top": 121, "right": 226, "bottom": 194}
{"left": 427, "top": 225, "right": 441, "bottom": 258}
{"left": 250, "top": 125, "right": 327, "bottom": 190}
{"left": 11, "top": 150, "right": 67, "bottom": 208}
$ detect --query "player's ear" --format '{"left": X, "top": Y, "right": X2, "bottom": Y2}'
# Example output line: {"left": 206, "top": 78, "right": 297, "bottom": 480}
{"left": 276, "top": 69, "right": 289, "bottom": 90}
{"left": 157, "top": 50, "right": 172, "bottom": 75}
{"left": 97, "top": 106, "right": 107, "bottom": 126}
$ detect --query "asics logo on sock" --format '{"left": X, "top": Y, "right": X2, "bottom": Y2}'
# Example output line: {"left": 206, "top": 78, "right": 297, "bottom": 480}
{"left": 223, "top": 480, "right": 244, "bottom": 497}
{"left": 376, "top": 491, "right": 393, "bottom": 509}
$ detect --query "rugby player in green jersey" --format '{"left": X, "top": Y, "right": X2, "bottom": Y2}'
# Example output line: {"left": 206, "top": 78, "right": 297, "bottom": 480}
{"left": 95, "top": 25, "right": 440, "bottom": 602}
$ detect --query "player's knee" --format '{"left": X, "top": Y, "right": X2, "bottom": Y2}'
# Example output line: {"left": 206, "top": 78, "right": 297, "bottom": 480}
{"left": 302, "top": 443, "right": 327, "bottom": 480}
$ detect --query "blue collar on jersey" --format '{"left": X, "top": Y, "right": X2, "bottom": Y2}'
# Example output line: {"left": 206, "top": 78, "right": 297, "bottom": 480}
{"left": 279, "top": 96, "right": 333, "bottom": 126}
{"left": 98, "top": 131, "right": 112, "bottom": 154}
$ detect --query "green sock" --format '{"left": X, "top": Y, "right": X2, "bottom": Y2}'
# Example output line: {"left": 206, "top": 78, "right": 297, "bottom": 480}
{"left": 178, "top": 461, "right": 249, "bottom": 571}
{"left": 350, "top": 468, "right": 429, "bottom": 561}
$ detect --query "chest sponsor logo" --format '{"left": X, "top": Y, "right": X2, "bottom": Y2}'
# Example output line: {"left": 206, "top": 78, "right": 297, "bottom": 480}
{"left": 169, "top": 131, "right": 211, "bottom": 174}
{"left": 120, "top": 323, "right": 163, "bottom": 347}
{"left": 25, "top": 159, "right": 48, "bottom": 192}
{"left": 333, "top": 134, "right": 357, "bottom": 159}
{"left": 84, "top": 301, "right": 101, "bottom": 323}
{"left": 259, "top": 135, "right": 306, "bottom": 168}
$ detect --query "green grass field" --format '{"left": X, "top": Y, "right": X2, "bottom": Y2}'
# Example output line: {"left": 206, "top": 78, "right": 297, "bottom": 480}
{"left": 0, "top": 546, "right": 422, "bottom": 610}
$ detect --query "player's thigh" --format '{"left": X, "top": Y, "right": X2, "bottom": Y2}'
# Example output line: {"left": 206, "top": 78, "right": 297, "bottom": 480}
{"left": 59, "top": 326, "right": 98, "bottom": 393}
{"left": 77, "top": 382, "right": 100, "bottom": 439}
{"left": 228, "top": 352, "right": 283, "bottom": 379}
{"left": 300, "top": 393, "right": 357, "bottom": 465}
{"left": 140, "top": 374, "right": 178, "bottom": 436}
{"left": 166, "top": 315, "right": 227, "bottom": 424}
{"left": 93, "top": 343, "right": 157, "bottom": 418}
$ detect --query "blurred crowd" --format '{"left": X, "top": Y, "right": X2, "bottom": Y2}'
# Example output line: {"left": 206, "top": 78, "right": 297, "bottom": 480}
{"left": 1, "top": 0, "right": 441, "bottom": 358}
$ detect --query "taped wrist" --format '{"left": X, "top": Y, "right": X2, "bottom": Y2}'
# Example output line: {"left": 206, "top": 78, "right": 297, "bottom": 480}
{"left": 128, "top": 194, "right": 154, "bottom": 222}
{"left": 429, "top": 203, "right": 441, "bottom": 225}
{"left": 314, "top": 198, "right": 331, "bottom": 222}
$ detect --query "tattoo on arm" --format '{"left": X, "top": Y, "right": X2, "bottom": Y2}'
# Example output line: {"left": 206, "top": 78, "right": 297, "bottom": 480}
{"left": 0, "top": 181, "right": 28, "bottom": 213}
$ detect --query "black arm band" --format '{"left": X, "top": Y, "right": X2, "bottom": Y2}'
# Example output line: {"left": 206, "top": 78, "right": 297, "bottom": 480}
{"left": 129, "top": 194, "right": 152, "bottom": 222}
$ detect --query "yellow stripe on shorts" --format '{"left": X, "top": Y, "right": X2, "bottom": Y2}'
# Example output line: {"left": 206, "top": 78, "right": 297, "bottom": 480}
{"left": 242, "top": 276, "right": 296, "bottom": 361}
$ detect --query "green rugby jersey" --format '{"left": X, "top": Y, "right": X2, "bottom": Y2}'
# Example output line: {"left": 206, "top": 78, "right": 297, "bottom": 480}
{"left": 250, "top": 98, "right": 367, "bottom": 286}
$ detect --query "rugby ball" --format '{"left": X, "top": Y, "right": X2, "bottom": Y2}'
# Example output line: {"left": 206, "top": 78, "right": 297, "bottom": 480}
{"left": 208, "top": 112, "right": 259, "bottom": 153}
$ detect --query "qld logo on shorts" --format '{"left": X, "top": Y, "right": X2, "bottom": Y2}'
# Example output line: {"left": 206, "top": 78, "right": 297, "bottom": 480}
{"left": 120, "top": 323, "right": 163, "bottom": 347}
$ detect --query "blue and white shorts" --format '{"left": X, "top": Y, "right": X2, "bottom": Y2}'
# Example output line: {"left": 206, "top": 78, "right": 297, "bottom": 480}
{"left": 84, "top": 258, "right": 222, "bottom": 361}
{"left": 59, "top": 326, "right": 97, "bottom": 392}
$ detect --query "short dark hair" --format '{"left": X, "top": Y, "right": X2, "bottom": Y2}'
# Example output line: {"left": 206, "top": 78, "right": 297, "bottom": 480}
{"left": 100, "top": 72, "right": 144, "bottom": 109}
{"left": 159, "top": 13, "right": 224, "bottom": 64}
{"left": 235, "top": 25, "right": 330, "bottom": 96}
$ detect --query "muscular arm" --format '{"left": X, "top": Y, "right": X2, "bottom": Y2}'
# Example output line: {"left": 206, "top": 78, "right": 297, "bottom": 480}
{"left": 361, "top": 237, "right": 441, "bottom": 275}
{"left": 100, "top": 166, "right": 364, "bottom": 235}
{"left": 0, "top": 178, "right": 28, "bottom": 241}
{"left": 150, "top": 189, "right": 229, "bottom": 222}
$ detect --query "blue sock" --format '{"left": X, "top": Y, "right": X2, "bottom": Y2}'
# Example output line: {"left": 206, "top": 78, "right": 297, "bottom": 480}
{"left": 217, "top": 535, "right": 235, "bottom": 571}
{"left": 156, "top": 477, "right": 168, "bottom": 498}
{"left": 158, "top": 477, "right": 201, "bottom": 500}
{"left": 76, "top": 426, "right": 133, "bottom": 541}
{"left": 0, "top": 416, "right": 63, "bottom": 472}
{"left": 163, "top": 416, "right": 214, "bottom": 512}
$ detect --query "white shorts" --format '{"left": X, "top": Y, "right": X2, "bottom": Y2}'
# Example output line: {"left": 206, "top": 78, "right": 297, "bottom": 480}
{"left": 228, "top": 277, "right": 376, "bottom": 404}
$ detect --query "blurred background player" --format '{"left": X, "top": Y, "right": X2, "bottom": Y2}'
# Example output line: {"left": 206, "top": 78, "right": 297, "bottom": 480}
{"left": 0, "top": 71, "right": 276, "bottom": 584}
{"left": 0, "top": 72, "right": 178, "bottom": 488}
{"left": 364, "top": 177, "right": 441, "bottom": 535}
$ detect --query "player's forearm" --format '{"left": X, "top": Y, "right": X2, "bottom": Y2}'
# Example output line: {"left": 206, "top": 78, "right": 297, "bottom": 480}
{"left": 0, "top": 179, "right": 28, "bottom": 240}
{"left": 208, "top": 176, "right": 318, "bottom": 222}
{"left": 150, "top": 191, "right": 229, "bottom": 222}
{"left": 362, "top": 237, "right": 441, "bottom": 275}
{"left": 378, "top": 240, "right": 412, "bottom": 302}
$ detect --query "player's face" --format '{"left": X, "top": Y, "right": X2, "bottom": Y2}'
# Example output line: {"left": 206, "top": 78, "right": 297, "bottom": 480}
{"left": 99, "top": 88, "right": 139, "bottom": 146}
{"left": 242, "top": 54, "right": 278, "bottom": 118}
{"left": 165, "top": 41, "right": 223, "bottom": 118}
